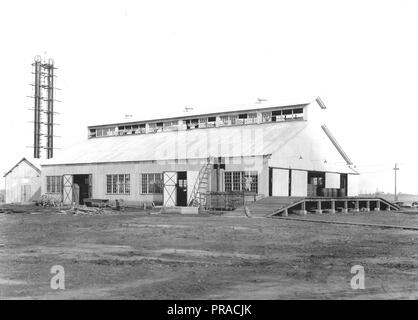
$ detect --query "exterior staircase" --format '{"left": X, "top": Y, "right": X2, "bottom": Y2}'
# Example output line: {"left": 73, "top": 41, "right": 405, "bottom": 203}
{"left": 188, "top": 160, "right": 212, "bottom": 208}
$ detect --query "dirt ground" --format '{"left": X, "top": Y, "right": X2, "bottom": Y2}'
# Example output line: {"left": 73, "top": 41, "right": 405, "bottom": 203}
{"left": 0, "top": 206, "right": 417, "bottom": 300}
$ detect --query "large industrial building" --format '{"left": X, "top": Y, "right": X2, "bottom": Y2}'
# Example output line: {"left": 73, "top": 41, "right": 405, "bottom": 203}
{"left": 40, "top": 97, "right": 362, "bottom": 210}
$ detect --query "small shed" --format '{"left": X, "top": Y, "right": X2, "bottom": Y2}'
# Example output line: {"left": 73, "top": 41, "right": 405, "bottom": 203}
{"left": 4, "top": 158, "right": 41, "bottom": 204}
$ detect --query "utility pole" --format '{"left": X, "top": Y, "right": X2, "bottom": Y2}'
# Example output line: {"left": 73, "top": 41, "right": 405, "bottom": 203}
{"left": 393, "top": 163, "right": 399, "bottom": 201}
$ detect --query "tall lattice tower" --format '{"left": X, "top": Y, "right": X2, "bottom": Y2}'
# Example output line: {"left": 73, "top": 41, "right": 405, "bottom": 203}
{"left": 30, "top": 55, "right": 59, "bottom": 159}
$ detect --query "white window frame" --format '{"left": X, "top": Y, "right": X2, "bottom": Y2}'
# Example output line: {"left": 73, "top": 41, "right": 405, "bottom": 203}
{"left": 47, "top": 176, "right": 62, "bottom": 193}
{"left": 106, "top": 174, "right": 130, "bottom": 194}
{"left": 141, "top": 173, "right": 163, "bottom": 194}
{"left": 224, "top": 171, "right": 258, "bottom": 193}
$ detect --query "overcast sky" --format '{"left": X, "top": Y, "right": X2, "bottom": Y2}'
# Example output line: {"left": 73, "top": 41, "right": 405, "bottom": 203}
{"left": 1, "top": 0, "right": 417, "bottom": 194}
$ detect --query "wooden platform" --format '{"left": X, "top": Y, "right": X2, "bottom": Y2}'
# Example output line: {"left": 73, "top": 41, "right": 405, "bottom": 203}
{"left": 229, "top": 196, "right": 400, "bottom": 217}
{"left": 227, "top": 196, "right": 305, "bottom": 217}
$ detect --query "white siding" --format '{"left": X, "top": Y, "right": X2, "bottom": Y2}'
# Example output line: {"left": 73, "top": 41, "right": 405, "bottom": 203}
{"left": 291, "top": 170, "right": 307, "bottom": 196}
{"left": 5, "top": 161, "right": 41, "bottom": 203}
{"left": 325, "top": 172, "right": 340, "bottom": 188}
{"left": 347, "top": 174, "right": 359, "bottom": 196}
{"left": 187, "top": 171, "right": 199, "bottom": 204}
{"left": 41, "top": 156, "right": 270, "bottom": 206}
{"left": 272, "top": 168, "right": 289, "bottom": 196}
{"left": 268, "top": 119, "right": 354, "bottom": 175}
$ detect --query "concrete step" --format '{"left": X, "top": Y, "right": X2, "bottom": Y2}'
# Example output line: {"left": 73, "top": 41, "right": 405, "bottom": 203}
{"left": 161, "top": 206, "right": 199, "bottom": 214}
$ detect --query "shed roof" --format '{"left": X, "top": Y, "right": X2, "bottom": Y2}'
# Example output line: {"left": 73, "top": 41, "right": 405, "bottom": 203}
{"left": 3, "top": 157, "right": 42, "bottom": 177}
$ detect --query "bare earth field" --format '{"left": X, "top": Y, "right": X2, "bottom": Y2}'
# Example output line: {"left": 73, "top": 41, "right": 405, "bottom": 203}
{"left": 0, "top": 207, "right": 417, "bottom": 300}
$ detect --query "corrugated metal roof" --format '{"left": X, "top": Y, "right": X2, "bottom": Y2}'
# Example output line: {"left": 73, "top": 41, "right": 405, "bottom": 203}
{"left": 42, "top": 121, "right": 309, "bottom": 166}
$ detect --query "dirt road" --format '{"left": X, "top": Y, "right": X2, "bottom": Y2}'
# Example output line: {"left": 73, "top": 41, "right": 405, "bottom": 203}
{"left": 0, "top": 209, "right": 417, "bottom": 299}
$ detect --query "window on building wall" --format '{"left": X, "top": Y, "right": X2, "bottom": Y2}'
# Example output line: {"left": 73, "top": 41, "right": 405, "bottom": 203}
{"left": 220, "top": 116, "right": 229, "bottom": 126}
{"left": 282, "top": 109, "right": 292, "bottom": 120}
{"left": 224, "top": 171, "right": 258, "bottom": 193}
{"left": 247, "top": 113, "right": 257, "bottom": 124}
{"left": 190, "top": 119, "right": 198, "bottom": 129}
{"left": 232, "top": 172, "right": 241, "bottom": 190}
{"left": 163, "top": 121, "right": 171, "bottom": 130}
{"left": 207, "top": 116, "right": 216, "bottom": 127}
{"left": 293, "top": 108, "right": 304, "bottom": 119}
{"left": 117, "top": 126, "right": 126, "bottom": 135}
{"left": 236, "top": 114, "right": 246, "bottom": 125}
{"left": 198, "top": 118, "right": 207, "bottom": 128}
{"left": 122, "top": 125, "right": 135, "bottom": 135}
{"left": 229, "top": 114, "right": 238, "bottom": 125}
{"left": 89, "top": 129, "right": 96, "bottom": 138}
{"left": 185, "top": 119, "right": 199, "bottom": 130}
{"left": 108, "top": 127, "right": 116, "bottom": 136}
{"left": 106, "top": 174, "right": 130, "bottom": 194}
{"left": 272, "top": 110, "right": 285, "bottom": 122}
{"left": 141, "top": 173, "right": 163, "bottom": 194}
{"left": 262, "top": 112, "right": 271, "bottom": 123}
{"left": 163, "top": 121, "right": 177, "bottom": 131}
{"left": 47, "top": 176, "right": 62, "bottom": 193}
{"left": 138, "top": 124, "right": 146, "bottom": 133}
{"left": 224, "top": 172, "right": 232, "bottom": 191}
{"left": 148, "top": 123, "right": 157, "bottom": 133}
{"left": 124, "top": 126, "right": 133, "bottom": 135}
{"left": 244, "top": 171, "right": 258, "bottom": 192}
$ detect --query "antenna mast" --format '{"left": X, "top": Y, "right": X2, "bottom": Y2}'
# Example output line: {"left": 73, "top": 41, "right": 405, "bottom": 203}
{"left": 30, "top": 56, "right": 59, "bottom": 159}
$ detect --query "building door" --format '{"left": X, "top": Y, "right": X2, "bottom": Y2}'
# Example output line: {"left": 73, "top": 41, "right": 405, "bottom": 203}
{"left": 271, "top": 168, "right": 289, "bottom": 196}
{"left": 163, "top": 171, "right": 177, "bottom": 207}
{"left": 21, "top": 185, "right": 31, "bottom": 203}
{"left": 340, "top": 174, "right": 348, "bottom": 196}
{"left": 62, "top": 174, "right": 73, "bottom": 205}
{"left": 176, "top": 171, "right": 187, "bottom": 207}
{"left": 73, "top": 174, "right": 92, "bottom": 205}
{"left": 307, "top": 171, "right": 325, "bottom": 197}
{"left": 88, "top": 174, "right": 93, "bottom": 198}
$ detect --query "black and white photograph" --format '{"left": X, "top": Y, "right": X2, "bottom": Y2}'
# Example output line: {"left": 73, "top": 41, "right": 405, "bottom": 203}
{"left": 0, "top": 0, "right": 417, "bottom": 307}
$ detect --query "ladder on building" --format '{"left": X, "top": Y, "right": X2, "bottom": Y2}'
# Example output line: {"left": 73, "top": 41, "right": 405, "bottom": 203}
{"left": 188, "top": 160, "right": 212, "bottom": 208}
